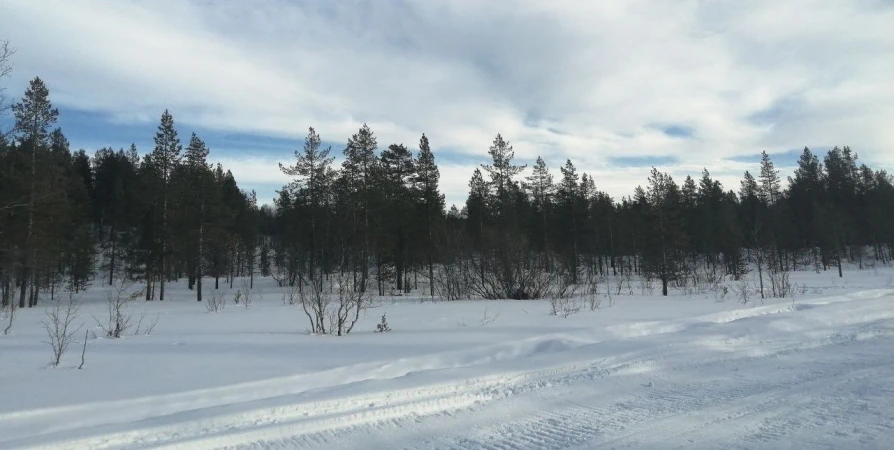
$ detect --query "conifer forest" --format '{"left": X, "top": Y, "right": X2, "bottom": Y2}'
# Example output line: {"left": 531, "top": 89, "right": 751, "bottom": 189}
{"left": 3, "top": 74, "right": 893, "bottom": 308}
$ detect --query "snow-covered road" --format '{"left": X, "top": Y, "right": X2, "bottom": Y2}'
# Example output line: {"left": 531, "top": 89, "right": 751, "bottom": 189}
{"left": 7, "top": 289, "right": 894, "bottom": 450}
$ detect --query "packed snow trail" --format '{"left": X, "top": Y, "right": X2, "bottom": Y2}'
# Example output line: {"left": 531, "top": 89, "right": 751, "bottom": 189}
{"left": 5, "top": 290, "right": 894, "bottom": 449}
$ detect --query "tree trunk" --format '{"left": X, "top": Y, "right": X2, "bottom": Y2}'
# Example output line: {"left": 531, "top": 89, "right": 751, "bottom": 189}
{"left": 109, "top": 228, "right": 117, "bottom": 285}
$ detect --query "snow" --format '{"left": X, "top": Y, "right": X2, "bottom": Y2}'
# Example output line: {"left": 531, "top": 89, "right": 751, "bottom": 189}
{"left": 2, "top": 269, "right": 894, "bottom": 449}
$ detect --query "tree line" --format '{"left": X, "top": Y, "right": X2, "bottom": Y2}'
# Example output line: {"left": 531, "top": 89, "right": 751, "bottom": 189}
{"left": 1, "top": 78, "right": 260, "bottom": 307}
{"left": 2, "top": 75, "right": 894, "bottom": 308}
{"left": 271, "top": 129, "right": 894, "bottom": 301}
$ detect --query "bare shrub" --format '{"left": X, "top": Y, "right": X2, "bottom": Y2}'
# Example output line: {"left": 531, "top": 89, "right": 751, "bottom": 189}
{"left": 2, "top": 299, "right": 14, "bottom": 335}
{"left": 95, "top": 278, "right": 143, "bottom": 338}
{"left": 298, "top": 273, "right": 330, "bottom": 334}
{"left": 604, "top": 278, "right": 615, "bottom": 308}
{"left": 434, "top": 263, "right": 470, "bottom": 301}
{"left": 282, "top": 283, "right": 299, "bottom": 305}
{"left": 299, "top": 272, "right": 373, "bottom": 336}
{"left": 548, "top": 275, "right": 582, "bottom": 317}
{"left": 134, "top": 313, "right": 160, "bottom": 336}
{"left": 333, "top": 273, "right": 373, "bottom": 336}
{"left": 639, "top": 277, "right": 655, "bottom": 296}
{"left": 239, "top": 279, "right": 254, "bottom": 309}
{"left": 42, "top": 292, "right": 83, "bottom": 367}
{"left": 767, "top": 268, "right": 793, "bottom": 298}
{"left": 479, "top": 307, "right": 501, "bottom": 325}
{"left": 733, "top": 278, "right": 751, "bottom": 305}
{"left": 206, "top": 290, "right": 227, "bottom": 313}
{"left": 466, "top": 237, "right": 560, "bottom": 300}
{"left": 613, "top": 276, "right": 623, "bottom": 296}
{"left": 711, "top": 283, "right": 730, "bottom": 303}
{"left": 549, "top": 295, "right": 583, "bottom": 318}
{"left": 585, "top": 279, "right": 602, "bottom": 311}
{"left": 586, "top": 290, "right": 603, "bottom": 311}
{"left": 78, "top": 330, "right": 88, "bottom": 370}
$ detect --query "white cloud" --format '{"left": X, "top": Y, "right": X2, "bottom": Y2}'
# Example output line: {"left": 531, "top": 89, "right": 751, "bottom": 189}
{"left": 1, "top": 0, "right": 892, "bottom": 205}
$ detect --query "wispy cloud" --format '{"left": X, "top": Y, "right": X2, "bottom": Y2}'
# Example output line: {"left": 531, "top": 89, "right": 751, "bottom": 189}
{"left": 1, "top": 0, "right": 891, "bottom": 206}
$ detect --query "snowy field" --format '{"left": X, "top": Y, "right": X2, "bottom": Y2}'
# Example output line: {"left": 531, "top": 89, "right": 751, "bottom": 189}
{"left": 2, "top": 269, "right": 894, "bottom": 449}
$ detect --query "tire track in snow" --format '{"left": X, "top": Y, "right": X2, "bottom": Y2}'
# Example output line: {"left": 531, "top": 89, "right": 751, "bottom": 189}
{"left": 12, "top": 293, "right": 894, "bottom": 450}
{"left": 219, "top": 322, "right": 894, "bottom": 450}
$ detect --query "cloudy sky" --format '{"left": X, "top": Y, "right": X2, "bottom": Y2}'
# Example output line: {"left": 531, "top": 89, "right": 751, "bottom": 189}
{"left": 1, "top": 0, "right": 892, "bottom": 206}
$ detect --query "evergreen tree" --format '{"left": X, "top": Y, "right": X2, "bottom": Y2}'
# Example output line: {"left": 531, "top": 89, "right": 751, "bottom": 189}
{"left": 413, "top": 134, "right": 444, "bottom": 296}
{"left": 11, "top": 77, "right": 58, "bottom": 307}
{"left": 481, "top": 134, "right": 525, "bottom": 218}
{"left": 148, "top": 110, "right": 181, "bottom": 300}
{"left": 279, "top": 127, "right": 334, "bottom": 288}
{"left": 642, "top": 168, "right": 686, "bottom": 296}
{"left": 340, "top": 124, "right": 378, "bottom": 291}
{"left": 181, "top": 133, "right": 212, "bottom": 300}
{"left": 524, "top": 156, "right": 554, "bottom": 266}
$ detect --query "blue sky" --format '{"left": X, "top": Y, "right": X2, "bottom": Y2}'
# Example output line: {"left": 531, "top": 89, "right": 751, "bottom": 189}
{"left": 1, "top": 0, "right": 892, "bottom": 206}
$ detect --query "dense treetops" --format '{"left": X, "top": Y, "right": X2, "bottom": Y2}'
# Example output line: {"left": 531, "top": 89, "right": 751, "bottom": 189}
{"left": 2, "top": 77, "right": 893, "bottom": 306}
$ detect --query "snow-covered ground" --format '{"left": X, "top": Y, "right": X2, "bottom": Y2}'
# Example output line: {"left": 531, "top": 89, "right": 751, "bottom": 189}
{"left": 2, "top": 269, "right": 894, "bottom": 449}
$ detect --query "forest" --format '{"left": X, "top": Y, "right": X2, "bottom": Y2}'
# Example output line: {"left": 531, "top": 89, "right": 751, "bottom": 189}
{"left": 2, "top": 75, "right": 894, "bottom": 313}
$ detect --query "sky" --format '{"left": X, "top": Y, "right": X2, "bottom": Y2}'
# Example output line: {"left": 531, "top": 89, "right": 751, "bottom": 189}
{"left": 1, "top": 0, "right": 892, "bottom": 207}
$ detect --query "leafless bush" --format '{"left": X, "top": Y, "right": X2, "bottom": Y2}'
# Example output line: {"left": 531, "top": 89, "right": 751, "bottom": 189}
{"left": 2, "top": 299, "right": 14, "bottom": 335}
{"left": 767, "top": 268, "right": 793, "bottom": 298}
{"left": 42, "top": 292, "right": 83, "bottom": 367}
{"left": 711, "top": 284, "right": 730, "bottom": 303}
{"left": 639, "top": 277, "right": 655, "bottom": 296}
{"left": 434, "top": 263, "right": 470, "bottom": 301}
{"left": 282, "top": 283, "right": 299, "bottom": 305}
{"left": 548, "top": 274, "right": 582, "bottom": 317}
{"left": 586, "top": 290, "right": 603, "bottom": 311}
{"left": 0, "top": 39, "right": 15, "bottom": 132}
{"left": 604, "top": 278, "right": 615, "bottom": 308}
{"left": 549, "top": 294, "right": 583, "bottom": 318}
{"left": 585, "top": 279, "right": 602, "bottom": 311}
{"left": 239, "top": 279, "right": 254, "bottom": 309}
{"left": 206, "top": 290, "right": 227, "bottom": 313}
{"left": 134, "top": 313, "right": 160, "bottom": 335}
{"left": 298, "top": 273, "right": 330, "bottom": 334}
{"left": 95, "top": 278, "right": 143, "bottom": 338}
{"left": 479, "top": 307, "right": 501, "bottom": 325}
{"left": 78, "top": 329, "right": 88, "bottom": 370}
{"left": 298, "top": 272, "right": 373, "bottom": 336}
{"left": 733, "top": 278, "right": 751, "bottom": 305}
{"left": 333, "top": 273, "right": 373, "bottom": 336}
{"left": 466, "top": 238, "right": 560, "bottom": 300}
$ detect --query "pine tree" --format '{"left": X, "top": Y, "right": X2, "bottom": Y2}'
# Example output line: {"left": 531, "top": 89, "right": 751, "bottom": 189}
{"left": 525, "top": 156, "right": 554, "bottom": 265}
{"left": 341, "top": 124, "right": 378, "bottom": 291}
{"left": 380, "top": 143, "right": 415, "bottom": 294}
{"left": 12, "top": 77, "right": 58, "bottom": 308}
{"left": 481, "top": 134, "right": 525, "bottom": 218}
{"left": 413, "top": 134, "right": 444, "bottom": 296}
{"left": 279, "top": 127, "right": 335, "bottom": 290}
{"left": 642, "top": 168, "right": 686, "bottom": 296}
{"left": 558, "top": 159, "right": 581, "bottom": 282}
{"left": 182, "top": 133, "right": 211, "bottom": 301}
{"left": 149, "top": 110, "right": 181, "bottom": 300}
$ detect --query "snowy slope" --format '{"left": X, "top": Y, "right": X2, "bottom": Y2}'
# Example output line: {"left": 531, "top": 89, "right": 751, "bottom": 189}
{"left": 1, "top": 271, "right": 893, "bottom": 449}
